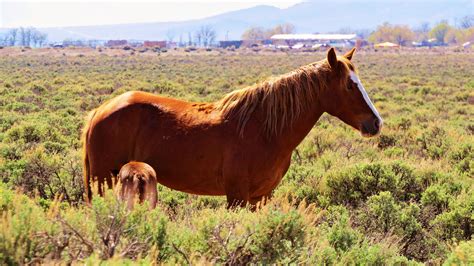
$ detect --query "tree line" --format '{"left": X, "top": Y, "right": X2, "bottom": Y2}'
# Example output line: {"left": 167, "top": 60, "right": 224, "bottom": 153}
{"left": 2, "top": 16, "right": 472, "bottom": 49}
{"left": 368, "top": 16, "right": 474, "bottom": 46}
{"left": 166, "top": 25, "right": 217, "bottom": 48}
{"left": 161, "top": 23, "right": 296, "bottom": 47}
{"left": 239, "top": 16, "right": 473, "bottom": 46}
{"left": 241, "top": 23, "right": 296, "bottom": 41}
{"left": 0, "top": 27, "right": 48, "bottom": 47}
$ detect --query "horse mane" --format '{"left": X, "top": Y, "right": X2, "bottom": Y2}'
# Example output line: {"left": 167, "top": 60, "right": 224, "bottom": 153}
{"left": 215, "top": 59, "right": 348, "bottom": 137}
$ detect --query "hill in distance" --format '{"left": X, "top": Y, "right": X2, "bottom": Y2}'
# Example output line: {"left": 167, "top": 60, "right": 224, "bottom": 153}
{"left": 3, "top": 0, "right": 472, "bottom": 42}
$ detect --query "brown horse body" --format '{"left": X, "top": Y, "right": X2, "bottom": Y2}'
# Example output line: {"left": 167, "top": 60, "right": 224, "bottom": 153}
{"left": 83, "top": 48, "right": 382, "bottom": 207}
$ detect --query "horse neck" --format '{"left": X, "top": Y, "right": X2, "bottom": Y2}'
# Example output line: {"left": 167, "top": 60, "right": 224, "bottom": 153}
{"left": 268, "top": 99, "right": 324, "bottom": 151}
{"left": 262, "top": 67, "right": 328, "bottom": 151}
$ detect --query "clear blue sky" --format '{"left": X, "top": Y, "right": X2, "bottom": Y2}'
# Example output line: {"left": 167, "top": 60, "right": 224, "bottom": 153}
{"left": 0, "top": 0, "right": 303, "bottom": 28}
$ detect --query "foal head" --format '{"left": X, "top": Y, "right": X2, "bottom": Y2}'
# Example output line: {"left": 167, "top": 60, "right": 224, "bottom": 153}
{"left": 322, "top": 48, "right": 383, "bottom": 137}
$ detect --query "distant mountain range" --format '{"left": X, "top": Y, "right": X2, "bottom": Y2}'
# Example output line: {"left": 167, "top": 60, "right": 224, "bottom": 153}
{"left": 2, "top": 0, "right": 472, "bottom": 42}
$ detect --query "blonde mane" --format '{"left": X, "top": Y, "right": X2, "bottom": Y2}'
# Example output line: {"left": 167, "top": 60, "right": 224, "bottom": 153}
{"left": 215, "top": 61, "right": 337, "bottom": 137}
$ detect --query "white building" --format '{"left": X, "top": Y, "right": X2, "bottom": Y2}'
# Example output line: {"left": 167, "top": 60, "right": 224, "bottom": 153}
{"left": 270, "top": 34, "right": 357, "bottom": 48}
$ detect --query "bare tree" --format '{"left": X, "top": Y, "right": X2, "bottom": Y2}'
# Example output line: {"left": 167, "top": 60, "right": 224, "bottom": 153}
{"left": 194, "top": 31, "right": 202, "bottom": 47}
{"left": 19, "top": 27, "right": 34, "bottom": 46}
{"left": 419, "top": 22, "right": 431, "bottom": 33}
{"left": 8, "top": 28, "right": 18, "bottom": 46}
{"left": 458, "top": 15, "right": 474, "bottom": 29}
{"left": 166, "top": 30, "right": 175, "bottom": 44}
{"left": 30, "top": 29, "right": 48, "bottom": 47}
{"left": 241, "top": 27, "right": 266, "bottom": 41}
{"left": 25, "top": 27, "right": 33, "bottom": 46}
{"left": 187, "top": 32, "right": 193, "bottom": 46}
{"left": 19, "top": 27, "right": 26, "bottom": 46}
{"left": 178, "top": 34, "right": 183, "bottom": 47}
{"left": 37, "top": 33, "right": 48, "bottom": 47}
{"left": 198, "top": 25, "right": 216, "bottom": 47}
{"left": 31, "top": 29, "right": 40, "bottom": 47}
{"left": 3, "top": 27, "right": 47, "bottom": 47}
{"left": 270, "top": 23, "right": 295, "bottom": 35}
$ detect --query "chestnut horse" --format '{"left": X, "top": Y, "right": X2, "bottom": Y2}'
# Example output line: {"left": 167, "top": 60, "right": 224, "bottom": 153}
{"left": 82, "top": 48, "right": 382, "bottom": 207}
{"left": 116, "top": 161, "right": 158, "bottom": 210}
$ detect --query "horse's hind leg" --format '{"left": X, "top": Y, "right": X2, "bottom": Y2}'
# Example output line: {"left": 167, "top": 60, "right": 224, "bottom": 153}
{"left": 226, "top": 196, "right": 248, "bottom": 209}
{"left": 89, "top": 165, "right": 113, "bottom": 197}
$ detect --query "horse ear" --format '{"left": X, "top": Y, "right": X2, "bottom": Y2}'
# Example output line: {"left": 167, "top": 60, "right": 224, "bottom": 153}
{"left": 344, "top": 48, "right": 356, "bottom": 60}
{"left": 327, "top": 47, "right": 338, "bottom": 69}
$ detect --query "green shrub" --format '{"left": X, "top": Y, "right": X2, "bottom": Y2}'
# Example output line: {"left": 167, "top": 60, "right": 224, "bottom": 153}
{"left": 325, "top": 206, "right": 361, "bottom": 252}
{"left": 358, "top": 192, "right": 421, "bottom": 237}
{"left": 308, "top": 204, "right": 416, "bottom": 265}
{"left": 444, "top": 240, "right": 474, "bottom": 265}
{"left": 12, "top": 148, "right": 84, "bottom": 204}
{"left": 40, "top": 191, "right": 170, "bottom": 262}
{"left": 449, "top": 143, "right": 473, "bottom": 176}
{"left": 340, "top": 242, "right": 414, "bottom": 265}
{"left": 324, "top": 162, "right": 424, "bottom": 206}
{"left": 378, "top": 134, "right": 398, "bottom": 149}
{"left": 421, "top": 184, "right": 452, "bottom": 212}
{"left": 431, "top": 189, "right": 474, "bottom": 241}
{"left": 190, "top": 209, "right": 255, "bottom": 264}
{"left": 416, "top": 126, "right": 450, "bottom": 160}
{"left": 306, "top": 244, "right": 339, "bottom": 265}
{"left": 0, "top": 183, "right": 57, "bottom": 264}
{"left": 250, "top": 205, "right": 306, "bottom": 263}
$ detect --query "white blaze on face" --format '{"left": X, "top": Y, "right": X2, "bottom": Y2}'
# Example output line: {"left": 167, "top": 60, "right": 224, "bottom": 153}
{"left": 349, "top": 71, "right": 383, "bottom": 126}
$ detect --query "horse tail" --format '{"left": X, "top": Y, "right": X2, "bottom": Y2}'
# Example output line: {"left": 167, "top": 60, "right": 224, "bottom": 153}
{"left": 82, "top": 108, "right": 97, "bottom": 203}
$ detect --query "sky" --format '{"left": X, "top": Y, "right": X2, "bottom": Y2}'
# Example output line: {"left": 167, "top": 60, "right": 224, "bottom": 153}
{"left": 0, "top": 0, "right": 303, "bottom": 28}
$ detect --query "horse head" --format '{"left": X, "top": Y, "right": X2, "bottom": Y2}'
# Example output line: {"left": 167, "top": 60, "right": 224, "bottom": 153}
{"left": 322, "top": 47, "right": 383, "bottom": 137}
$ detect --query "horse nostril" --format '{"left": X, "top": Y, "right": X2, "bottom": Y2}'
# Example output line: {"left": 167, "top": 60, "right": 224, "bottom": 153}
{"left": 374, "top": 119, "right": 380, "bottom": 131}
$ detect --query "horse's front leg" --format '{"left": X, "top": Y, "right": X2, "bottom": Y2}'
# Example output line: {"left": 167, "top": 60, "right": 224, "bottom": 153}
{"left": 224, "top": 175, "right": 250, "bottom": 209}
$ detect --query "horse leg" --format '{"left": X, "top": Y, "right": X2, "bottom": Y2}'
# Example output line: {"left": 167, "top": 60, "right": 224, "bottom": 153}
{"left": 89, "top": 166, "right": 113, "bottom": 198}
{"left": 225, "top": 178, "right": 250, "bottom": 209}
{"left": 226, "top": 196, "right": 248, "bottom": 209}
{"left": 249, "top": 193, "right": 273, "bottom": 211}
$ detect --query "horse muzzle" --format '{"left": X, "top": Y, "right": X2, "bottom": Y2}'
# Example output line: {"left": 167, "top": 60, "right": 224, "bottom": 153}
{"left": 360, "top": 117, "right": 382, "bottom": 137}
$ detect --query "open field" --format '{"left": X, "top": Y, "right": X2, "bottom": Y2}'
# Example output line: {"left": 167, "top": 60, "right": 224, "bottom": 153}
{"left": 0, "top": 49, "right": 473, "bottom": 264}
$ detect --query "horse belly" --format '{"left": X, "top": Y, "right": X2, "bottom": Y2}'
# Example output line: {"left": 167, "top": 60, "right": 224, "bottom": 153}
{"left": 92, "top": 100, "right": 228, "bottom": 196}
{"left": 135, "top": 130, "right": 227, "bottom": 196}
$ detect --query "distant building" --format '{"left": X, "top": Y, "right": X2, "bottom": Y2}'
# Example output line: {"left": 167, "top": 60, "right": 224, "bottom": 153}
{"left": 219, "top": 40, "right": 243, "bottom": 48}
{"left": 271, "top": 34, "right": 357, "bottom": 48}
{"left": 241, "top": 39, "right": 272, "bottom": 48}
{"left": 413, "top": 38, "right": 448, "bottom": 48}
{"left": 144, "top": 41, "right": 167, "bottom": 48}
{"left": 106, "top": 40, "right": 128, "bottom": 47}
{"left": 167, "top": 42, "right": 177, "bottom": 48}
{"left": 374, "top": 42, "right": 400, "bottom": 48}
{"left": 87, "top": 40, "right": 104, "bottom": 48}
